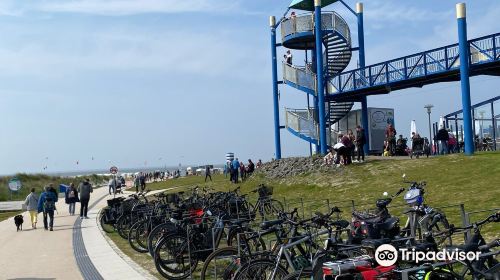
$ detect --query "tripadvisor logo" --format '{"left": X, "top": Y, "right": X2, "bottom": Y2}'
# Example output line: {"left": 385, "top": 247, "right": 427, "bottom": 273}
{"left": 375, "top": 244, "right": 481, "bottom": 267}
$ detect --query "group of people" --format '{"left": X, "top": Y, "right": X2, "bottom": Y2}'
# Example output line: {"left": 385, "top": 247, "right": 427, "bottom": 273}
{"left": 23, "top": 179, "right": 93, "bottom": 231}
{"left": 225, "top": 158, "right": 260, "bottom": 183}
{"left": 325, "top": 125, "right": 366, "bottom": 166}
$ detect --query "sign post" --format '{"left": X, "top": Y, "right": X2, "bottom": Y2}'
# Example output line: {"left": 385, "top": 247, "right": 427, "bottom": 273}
{"left": 110, "top": 166, "right": 118, "bottom": 175}
{"left": 8, "top": 177, "right": 22, "bottom": 200}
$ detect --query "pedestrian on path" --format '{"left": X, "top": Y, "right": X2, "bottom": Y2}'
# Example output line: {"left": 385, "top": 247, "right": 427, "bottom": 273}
{"left": 24, "top": 188, "right": 39, "bottom": 229}
{"left": 140, "top": 173, "right": 146, "bottom": 191}
{"left": 78, "top": 178, "right": 93, "bottom": 219}
{"left": 205, "top": 166, "right": 212, "bottom": 182}
{"left": 38, "top": 186, "right": 58, "bottom": 231}
{"left": 108, "top": 176, "right": 117, "bottom": 195}
{"left": 65, "top": 183, "right": 79, "bottom": 216}
{"left": 134, "top": 174, "right": 141, "bottom": 193}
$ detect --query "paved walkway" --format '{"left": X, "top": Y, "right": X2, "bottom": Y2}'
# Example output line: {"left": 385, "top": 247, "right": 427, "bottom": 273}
{"left": 0, "top": 186, "right": 158, "bottom": 280}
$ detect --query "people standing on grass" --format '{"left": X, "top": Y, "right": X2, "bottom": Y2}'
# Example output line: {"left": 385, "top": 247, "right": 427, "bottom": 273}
{"left": 247, "top": 159, "right": 255, "bottom": 177}
{"left": 347, "top": 129, "right": 356, "bottom": 162}
{"left": 232, "top": 158, "right": 240, "bottom": 183}
{"left": 78, "top": 178, "right": 93, "bottom": 219}
{"left": 24, "top": 188, "right": 39, "bottom": 229}
{"left": 355, "top": 125, "right": 366, "bottom": 162}
{"left": 436, "top": 126, "right": 449, "bottom": 155}
{"left": 256, "top": 159, "right": 263, "bottom": 169}
{"left": 240, "top": 162, "right": 246, "bottom": 181}
{"left": 341, "top": 132, "right": 353, "bottom": 165}
{"left": 385, "top": 124, "right": 397, "bottom": 156}
{"left": 205, "top": 165, "right": 212, "bottom": 182}
{"left": 65, "top": 183, "right": 79, "bottom": 216}
{"left": 38, "top": 185, "right": 58, "bottom": 231}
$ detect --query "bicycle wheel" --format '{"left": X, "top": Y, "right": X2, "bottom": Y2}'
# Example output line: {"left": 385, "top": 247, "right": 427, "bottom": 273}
{"left": 148, "top": 222, "right": 178, "bottom": 258}
{"left": 129, "top": 220, "right": 149, "bottom": 253}
{"left": 116, "top": 215, "right": 132, "bottom": 239}
{"left": 263, "top": 199, "right": 284, "bottom": 216}
{"left": 200, "top": 247, "right": 240, "bottom": 280}
{"left": 154, "top": 233, "right": 198, "bottom": 280}
{"left": 233, "top": 259, "right": 288, "bottom": 280}
{"left": 99, "top": 209, "right": 115, "bottom": 233}
{"left": 282, "top": 270, "right": 312, "bottom": 280}
{"left": 227, "top": 228, "right": 266, "bottom": 254}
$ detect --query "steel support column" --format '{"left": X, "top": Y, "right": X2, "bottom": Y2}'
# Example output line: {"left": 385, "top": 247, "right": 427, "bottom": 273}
{"left": 492, "top": 102, "right": 497, "bottom": 151}
{"left": 270, "top": 16, "right": 282, "bottom": 159}
{"left": 315, "top": 0, "right": 327, "bottom": 155}
{"left": 357, "top": 2, "right": 369, "bottom": 154}
{"left": 456, "top": 3, "right": 474, "bottom": 155}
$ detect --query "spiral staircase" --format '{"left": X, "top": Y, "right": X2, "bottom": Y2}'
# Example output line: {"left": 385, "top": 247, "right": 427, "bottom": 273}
{"left": 280, "top": 11, "right": 354, "bottom": 146}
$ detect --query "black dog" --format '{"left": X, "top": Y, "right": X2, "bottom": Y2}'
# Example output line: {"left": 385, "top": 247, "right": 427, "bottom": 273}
{"left": 14, "top": 215, "right": 23, "bottom": 231}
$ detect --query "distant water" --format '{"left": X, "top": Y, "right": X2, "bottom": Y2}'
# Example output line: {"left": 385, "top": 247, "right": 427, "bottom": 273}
{"left": 49, "top": 164, "right": 224, "bottom": 177}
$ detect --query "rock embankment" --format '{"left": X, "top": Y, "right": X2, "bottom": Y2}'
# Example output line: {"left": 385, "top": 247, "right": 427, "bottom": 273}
{"left": 255, "top": 157, "right": 338, "bottom": 179}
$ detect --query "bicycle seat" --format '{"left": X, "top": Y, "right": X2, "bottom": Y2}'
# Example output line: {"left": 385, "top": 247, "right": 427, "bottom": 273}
{"left": 260, "top": 219, "right": 284, "bottom": 230}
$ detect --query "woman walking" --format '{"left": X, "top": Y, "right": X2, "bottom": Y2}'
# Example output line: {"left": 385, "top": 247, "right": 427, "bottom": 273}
{"left": 65, "top": 183, "right": 79, "bottom": 216}
{"left": 24, "top": 188, "right": 39, "bottom": 229}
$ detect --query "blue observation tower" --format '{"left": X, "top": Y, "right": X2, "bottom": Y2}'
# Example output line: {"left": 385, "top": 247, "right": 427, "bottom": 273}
{"left": 269, "top": 0, "right": 500, "bottom": 158}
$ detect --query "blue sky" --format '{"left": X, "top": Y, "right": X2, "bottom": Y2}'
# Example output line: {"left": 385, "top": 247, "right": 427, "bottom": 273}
{"left": 0, "top": 0, "right": 498, "bottom": 174}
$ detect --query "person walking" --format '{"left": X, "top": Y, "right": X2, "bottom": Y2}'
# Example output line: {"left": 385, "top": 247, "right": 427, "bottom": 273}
{"left": 24, "top": 188, "right": 39, "bottom": 229}
{"left": 134, "top": 174, "right": 141, "bottom": 193}
{"left": 37, "top": 186, "right": 58, "bottom": 231}
{"left": 355, "top": 125, "right": 366, "bottom": 162}
{"left": 108, "top": 176, "right": 117, "bottom": 195}
{"left": 140, "top": 173, "right": 146, "bottom": 191}
{"left": 78, "top": 178, "right": 93, "bottom": 219}
{"left": 65, "top": 183, "right": 79, "bottom": 216}
{"left": 436, "top": 126, "right": 450, "bottom": 155}
{"left": 204, "top": 165, "right": 212, "bottom": 182}
{"left": 232, "top": 158, "right": 240, "bottom": 184}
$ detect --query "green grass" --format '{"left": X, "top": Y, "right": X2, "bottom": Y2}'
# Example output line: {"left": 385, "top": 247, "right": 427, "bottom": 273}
{"left": 0, "top": 173, "right": 109, "bottom": 202}
{"left": 0, "top": 210, "right": 23, "bottom": 222}
{"left": 106, "top": 152, "right": 500, "bottom": 277}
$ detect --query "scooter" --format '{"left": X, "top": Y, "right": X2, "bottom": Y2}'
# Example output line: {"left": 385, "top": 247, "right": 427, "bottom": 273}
{"left": 350, "top": 188, "right": 405, "bottom": 243}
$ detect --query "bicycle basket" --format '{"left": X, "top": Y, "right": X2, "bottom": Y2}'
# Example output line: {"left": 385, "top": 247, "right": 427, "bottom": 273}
{"left": 258, "top": 185, "right": 273, "bottom": 197}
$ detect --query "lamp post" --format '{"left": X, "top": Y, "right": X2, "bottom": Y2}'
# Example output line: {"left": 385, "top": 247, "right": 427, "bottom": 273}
{"left": 424, "top": 104, "right": 434, "bottom": 143}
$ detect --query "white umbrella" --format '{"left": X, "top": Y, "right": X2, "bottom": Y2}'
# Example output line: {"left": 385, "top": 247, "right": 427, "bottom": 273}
{"left": 439, "top": 116, "right": 445, "bottom": 129}
{"left": 411, "top": 120, "right": 417, "bottom": 135}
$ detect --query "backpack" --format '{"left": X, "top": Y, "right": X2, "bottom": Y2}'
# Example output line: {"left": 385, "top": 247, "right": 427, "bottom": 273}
{"left": 68, "top": 189, "right": 75, "bottom": 199}
{"left": 44, "top": 192, "right": 55, "bottom": 211}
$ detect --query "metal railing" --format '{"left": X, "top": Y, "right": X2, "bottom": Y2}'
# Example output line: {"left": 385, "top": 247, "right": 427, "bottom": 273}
{"left": 330, "top": 32, "right": 500, "bottom": 94}
{"left": 281, "top": 12, "right": 351, "bottom": 44}
{"left": 285, "top": 108, "right": 318, "bottom": 140}
{"left": 282, "top": 62, "right": 317, "bottom": 93}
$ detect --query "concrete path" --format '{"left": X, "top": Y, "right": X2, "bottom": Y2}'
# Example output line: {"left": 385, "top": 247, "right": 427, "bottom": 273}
{"left": 0, "top": 195, "right": 84, "bottom": 279}
{"left": 0, "top": 185, "right": 157, "bottom": 280}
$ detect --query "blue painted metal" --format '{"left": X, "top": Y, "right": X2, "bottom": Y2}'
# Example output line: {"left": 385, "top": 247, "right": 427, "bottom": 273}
{"left": 315, "top": 4, "right": 327, "bottom": 155}
{"left": 271, "top": 25, "right": 282, "bottom": 159}
{"left": 327, "top": 33, "right": 500, "bottom": 101}
{"left": 457, "top": 16, "right": 474, "bottom": 155}
{"left": 357, "top": 9, "right": 369, "bottom": 154}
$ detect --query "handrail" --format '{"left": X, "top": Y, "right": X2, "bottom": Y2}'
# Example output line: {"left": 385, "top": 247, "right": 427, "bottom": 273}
{"left": 282, "top": 62, "right": 317, "bottom": 93}
{"left": 330, "top": 32, "right": 499, "bottom": 95}
{"left": 280, "top": 11, "right": 351, "bottom": 44}
{"left": 285, "top": 108, "right": 318, "bottom": 139}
